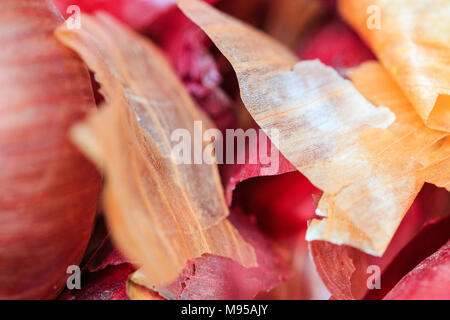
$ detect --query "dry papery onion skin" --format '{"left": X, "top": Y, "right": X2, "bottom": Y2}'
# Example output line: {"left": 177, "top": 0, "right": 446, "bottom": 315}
{"left": 55, "top": 12, "right": 257, "bottom": 288}
{"left": 339, "top": 0, "right": 450, "bottom": 132}
{"left": 0, "top": 0, "right": 101, "bottom": 299}
{"left": 177, "top": 0, "right": 449, "bottom": 256}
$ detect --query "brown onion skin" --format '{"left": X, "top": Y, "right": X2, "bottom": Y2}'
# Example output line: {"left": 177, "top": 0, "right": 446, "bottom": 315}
{"left": 0, "top": 0, "right": 101, "bottom": 299}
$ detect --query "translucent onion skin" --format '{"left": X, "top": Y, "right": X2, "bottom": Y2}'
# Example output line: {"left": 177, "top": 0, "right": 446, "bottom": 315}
{"left": 0, "top": 0, "right": 101, "bottom": 299}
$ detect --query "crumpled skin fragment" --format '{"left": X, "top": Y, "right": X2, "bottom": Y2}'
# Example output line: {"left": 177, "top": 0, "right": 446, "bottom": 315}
{"left": 307, "top": 62, "right": 448, "bottom": 255}
{"left": 339, "top": 0, "right": 450, "bottom": 132}
{"left": 55, "top": 12, "right": 256, "bottom": 287}
{"left": 177, "top": 0, "right": 449, "bottom": 256}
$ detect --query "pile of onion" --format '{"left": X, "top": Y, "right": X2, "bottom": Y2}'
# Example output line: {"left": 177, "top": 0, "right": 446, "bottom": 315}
{"left": 1, "top": 0, "right": 449, "bottom": 301}
{"left": 0, "top": 0, "right": 101, "bottom": 299}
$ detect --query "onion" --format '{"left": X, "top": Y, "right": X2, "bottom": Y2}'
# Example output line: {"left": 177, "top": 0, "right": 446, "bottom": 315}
{"left": 0, "top": 0, "right": 101, "bottom": 299}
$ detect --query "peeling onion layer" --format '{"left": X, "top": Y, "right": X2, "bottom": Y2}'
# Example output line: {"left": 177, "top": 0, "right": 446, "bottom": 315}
{"left": 177, "top": 0, "right": 449, "bottom": 256}
{"left": 339, "top": 0, "right": 450, "bottom": 132}
{"left": 55, "top": 12, "right": 256, "bottom": 287}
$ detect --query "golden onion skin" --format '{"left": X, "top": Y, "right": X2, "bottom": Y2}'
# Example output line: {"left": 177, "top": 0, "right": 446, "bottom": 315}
{"left": 0, "top": 0, "right": 101, "bottom": 299}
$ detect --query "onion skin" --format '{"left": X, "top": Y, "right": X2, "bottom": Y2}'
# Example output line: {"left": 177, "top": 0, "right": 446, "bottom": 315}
{"left": 0, "top": 0, "right": 101, "bottom": 299}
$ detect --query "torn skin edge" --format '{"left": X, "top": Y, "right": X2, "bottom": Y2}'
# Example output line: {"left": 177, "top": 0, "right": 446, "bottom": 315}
{"left": 128, "top": 208, "right": 290, "bottom": 300}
